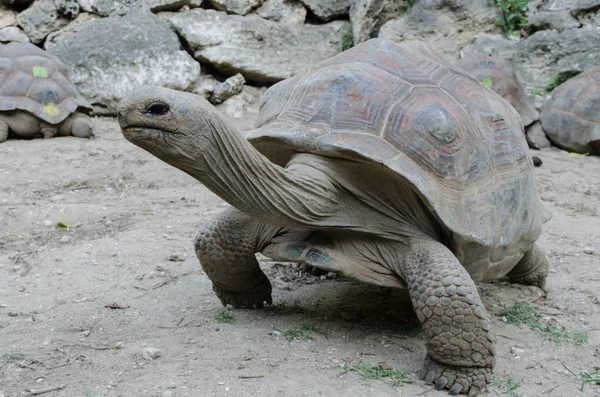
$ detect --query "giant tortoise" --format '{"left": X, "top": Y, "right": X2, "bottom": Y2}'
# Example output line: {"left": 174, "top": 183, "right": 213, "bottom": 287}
{"left": 117, "top": 39, "right": 550, "bottom": 395}
{"left": 541, "top": 66, "right": 600, "bottom": 155}
{"left": 0, "top": 42, "right": 93, "bottom": 143}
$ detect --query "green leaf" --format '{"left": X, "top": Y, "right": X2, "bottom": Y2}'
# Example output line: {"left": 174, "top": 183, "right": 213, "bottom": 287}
{"left": 57, "top": 221, "right": 69, "bottom": 229}
{"left": 482, "top": 77, "right": 494, "bottom": 87}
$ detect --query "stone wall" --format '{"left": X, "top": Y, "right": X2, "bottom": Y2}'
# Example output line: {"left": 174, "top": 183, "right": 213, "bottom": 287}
{"left": 1, "top": 0, "right": 599, "bottom": 116}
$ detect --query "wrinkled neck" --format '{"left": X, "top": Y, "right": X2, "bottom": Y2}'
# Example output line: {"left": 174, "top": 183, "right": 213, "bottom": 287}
{"left": 185, "top": 115, "right": 339, "bottom": 230}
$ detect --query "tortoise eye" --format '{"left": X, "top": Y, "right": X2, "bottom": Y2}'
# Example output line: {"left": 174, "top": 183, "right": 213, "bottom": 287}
{"left": 145, "top": 102, "right": 170, "bottom": 116}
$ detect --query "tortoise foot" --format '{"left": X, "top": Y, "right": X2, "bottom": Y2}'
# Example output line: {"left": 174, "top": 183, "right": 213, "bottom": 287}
{"left": 421, "top": 356, "right": 491, "bottom": 396}
{"left": 212, "top": 275, "right": 272, "bottom": 309}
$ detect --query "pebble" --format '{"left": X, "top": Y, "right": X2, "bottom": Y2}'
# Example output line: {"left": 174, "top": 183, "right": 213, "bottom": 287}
{"left": 584, "top": 247, "right": 595, "bottom": 255}
{"left": 168, "top": 254, "right": 185, "bottom": 262}
{"left": 43, "top": 219, "right": 53, "bottom": 226}
{"left": 60, "top": 236, "right": 71, "bottom": 244}
{"left": 141, "top": 347, "right": 162, "bottom": 360}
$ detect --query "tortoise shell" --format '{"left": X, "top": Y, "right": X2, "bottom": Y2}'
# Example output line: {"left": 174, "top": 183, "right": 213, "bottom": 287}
{"left": 0, "top": 42, "right": 92, "bottom": 124}
{"left": 458, "top": 54, "right": 539, "bottom": 127}
{"left": 540, "top": 66, "right": 600, "bottom": 154}
{"left": 248, "top": 38, "right": 548, "bottom": 280}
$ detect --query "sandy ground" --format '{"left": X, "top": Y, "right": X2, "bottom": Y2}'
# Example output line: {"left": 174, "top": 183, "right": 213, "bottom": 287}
{"left": 0, "top": 116, "right": 599, "bottom": 397}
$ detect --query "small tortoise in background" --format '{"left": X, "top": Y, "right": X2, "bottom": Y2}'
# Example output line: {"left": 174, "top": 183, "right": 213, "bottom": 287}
{"left": 0, "top": 42, "right": 93, "bottom": 143}
{"left": 458, "top": 55, "right": 539, "bottom": 127}
{"left": 118, "top": 39, "right": 550, "bottom": 395}
{"left": 457, "top": 55, "right": 550, "bottom": 153}
{"left": 541, "top": 66, "right": 600, "bottom": 155}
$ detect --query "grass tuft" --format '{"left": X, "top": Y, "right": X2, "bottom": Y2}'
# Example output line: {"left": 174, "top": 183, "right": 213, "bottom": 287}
{"left": 215, "top": 311, "right": 233, "bottom": 323}
{"left": 275, "top": 324, "right": 328, "bottom": 340}
{"left": 501, "top": 303, "right": 588, "bottom": 344}
{"left": 562, "top": 362, "right": 600, "bottom": 391}
{"left": 545, "top": 71, "right": 581, "bottom": 92}
{"left": 492, "top": 377, "right": 521, "bottom": 397}
{"left": 343, "top": 362, "right": 412, "bottom": 386}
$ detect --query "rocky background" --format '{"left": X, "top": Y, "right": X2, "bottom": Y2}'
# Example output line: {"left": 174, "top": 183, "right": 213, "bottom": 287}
{"left": 0, "top": 0, "right": 599, "bottom": 120}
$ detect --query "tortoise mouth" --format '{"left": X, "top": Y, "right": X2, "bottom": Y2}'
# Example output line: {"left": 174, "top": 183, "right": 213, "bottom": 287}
{"left": 121, "top": 126, "right": 165, "bottom": 142}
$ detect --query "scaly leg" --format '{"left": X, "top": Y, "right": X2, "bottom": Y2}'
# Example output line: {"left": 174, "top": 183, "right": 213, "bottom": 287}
{"left": 402, "top": 238, "right": 495, "bottom": 396}
{"left": 0, "top": 119, "right": 8, "bottom": 143}
{"left": 507, "top": 244, "right": 548, "bottom": 294}
{"left": 40, "top": 123, "right": 57, "bottom": 139}
{"left": 195, "top": 207, "right": 284, "bottom": 309}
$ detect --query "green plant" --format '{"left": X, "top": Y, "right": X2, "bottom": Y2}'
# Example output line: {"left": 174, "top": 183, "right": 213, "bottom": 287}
{"left": 488, "top": 0, "right": 529, "bottom": 36}
{"left": 343, "top": 362, "right": 412, "bottom": 386}
{"left": 491, "top": 377, "right": 521, "bottom": 396}
{"left": 275, "top": 324, "right": 328, "bottom": 340}
{"left": 531, "top": 89, "right": 543, "bottom": 96}
{"left": 545, "top": 71, "right": 581, "bottom": 91}
{"left": 215, "top": 311, "right": 233, "bottom": 323}
{"left": 501, "top": 303, "right": 588, "bottom": 344}
{"left": 562, "top": 363, "right": 600, "bottom": 391}
{"left": 339, "top": 29, "right": 354, "bottom": 53}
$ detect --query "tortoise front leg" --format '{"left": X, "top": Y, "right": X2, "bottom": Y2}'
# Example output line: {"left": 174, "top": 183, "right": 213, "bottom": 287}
{"left": 195, "top": 207, "right": 282, "bottom": 309}
{"left": 401, "top": 238, "right": 495, "bottom": 396}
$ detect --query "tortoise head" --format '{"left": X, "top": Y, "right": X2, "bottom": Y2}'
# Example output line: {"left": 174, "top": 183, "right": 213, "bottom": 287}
{"left": 117, "top": 86, "right": 220, "bottom": 168}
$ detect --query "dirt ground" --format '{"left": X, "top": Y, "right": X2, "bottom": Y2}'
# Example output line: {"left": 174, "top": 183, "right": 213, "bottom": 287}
{"left": 1, "top": 116, "right": 599, "bottom": 397}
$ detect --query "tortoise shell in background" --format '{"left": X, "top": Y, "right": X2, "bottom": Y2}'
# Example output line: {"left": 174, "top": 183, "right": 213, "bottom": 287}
{"left": 248, "top": 38, "right": 548, "bottom": 282}
{"left": 458, "top": 55, "right": 539, "bottom": 127}
{"left": 541, "top": 66, "right": 600, "bottom": 155}
{"left": 0, "top": 42, "right": 91, "bottom": 125}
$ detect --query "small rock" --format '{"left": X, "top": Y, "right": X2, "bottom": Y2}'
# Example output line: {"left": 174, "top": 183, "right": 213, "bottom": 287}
{"left": 0, "top": 25, "right": 28, "bottom": 42}
{"left": 141, "top": 347, "right": 162, "bottom": 360}
{"left": 510, "top": 347, "right": 525, "bottom": 355}
{"left": 60, "top": 235, "right": 71, "bottom": 244}
{"left": 584, "top": 247, "right": 595, "bottom": 255}
{"left": 43, "top": 219, "right": 53, "bottom": 226}
{"left": 210, "top": 73, "right": 246, "bottom": 104}
{"left": 167, "top": 254, "right": 185, "bottom": 262}
{"left": 271, "top": 329, "right": 283, "bottom": 336}
{"left": 373, "top": 362, "right": 394, "bottom": 370}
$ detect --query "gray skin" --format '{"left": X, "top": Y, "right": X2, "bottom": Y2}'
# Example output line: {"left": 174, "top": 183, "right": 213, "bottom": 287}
{"left": 0, "top": 111, "right": 93, "bottom": 143}
{"left": 117, "top": 86, "right": 548, "bottom": 396}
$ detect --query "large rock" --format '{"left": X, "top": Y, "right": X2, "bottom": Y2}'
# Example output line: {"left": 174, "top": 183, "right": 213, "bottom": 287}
{"left": 378, "top": 0, "right": 502, "bottom": 59}
{"left": 45, "top": 12, "right": 199, "bottom": 114}
{"left": 528, "top": 11, "right": 580, "bottom": 31}
{"left": 55, "top": 0, "right": 81, "bottom": 18}
{"left": 531, "top": 0, "right": 600, "bottom": 15}
{"left": 207, "top": 0, "right": 263, "bottom": 15}
{"left": 0, "top": 25, "right": 28, "bottom": 42}
{"left": 17, "top": 0, "right": 68, "bottom": 44}
{"left": 299, "top": 0, "right": 348, "bottom": 21}
{"left": 77, "top": 0, "right": 149, "bottom": 16}
{"left": 170, "top": 9, "right": 349, "bottom": 83}
{"left": 255, "top": 0, "right": 306, "bottom": 24}
{"left": 146, "top": 0, "right": 192, "bottom": 11}
{"left": 349, "top": 0, "right": 411, "bottom": 44}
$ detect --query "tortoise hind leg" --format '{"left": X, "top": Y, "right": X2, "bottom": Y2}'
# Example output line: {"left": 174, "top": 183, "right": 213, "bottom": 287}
{"left": 195, "top": 207, "right": 287, "bottom": 309}
{"left": 507, "top": 244, "right": 548, "bottom": 294}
